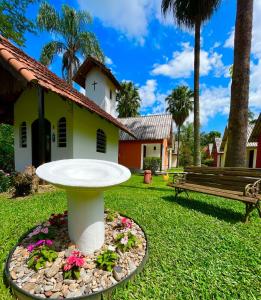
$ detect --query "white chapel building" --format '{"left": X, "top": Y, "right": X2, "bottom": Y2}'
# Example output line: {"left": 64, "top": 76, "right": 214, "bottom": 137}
{"left": 0, "top": 35, "right": 133, "bottom": 171}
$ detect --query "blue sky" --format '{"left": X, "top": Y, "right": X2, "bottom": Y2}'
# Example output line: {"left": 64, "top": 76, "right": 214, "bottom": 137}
{"left": 23, "top": 0, "right": 261, "bottom": 134}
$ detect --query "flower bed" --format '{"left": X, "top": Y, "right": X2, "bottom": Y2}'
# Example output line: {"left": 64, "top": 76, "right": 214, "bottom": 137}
{"left": 5, "top": 210, "right": 147, "bottom": 299}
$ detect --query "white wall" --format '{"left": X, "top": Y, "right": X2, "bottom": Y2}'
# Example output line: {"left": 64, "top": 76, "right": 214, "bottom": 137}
{"left": 85, "top": 67, "right": 118, "bottom": 117}
{"left": 14, "top": 88, "right": 73, "bottom": 171}
{"left": 72, "top": 104, "right": 119, "bottom": 162}
{"left": 85, "top": 67, "right": 106, "bottom": 110}
{"left": 145, "top": 144, "right": 161, "bottom": 157}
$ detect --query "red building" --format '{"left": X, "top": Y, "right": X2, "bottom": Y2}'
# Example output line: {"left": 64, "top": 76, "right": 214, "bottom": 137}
{"left": 212, "top": 137, "right": 223, "bottom": 167}
{"left": 118, "top": 114, "right": 173, "bottom": 171}
{"left": 249, "top": 114, "right": 261, "bottom": 168}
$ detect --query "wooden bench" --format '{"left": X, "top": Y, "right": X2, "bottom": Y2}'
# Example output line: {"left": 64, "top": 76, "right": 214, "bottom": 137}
{"left": 169, "top": 167, "right": 261, "bottom": 222}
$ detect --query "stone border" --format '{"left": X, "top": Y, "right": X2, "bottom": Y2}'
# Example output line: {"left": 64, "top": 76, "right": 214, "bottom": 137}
{"left": 4, "top": 215, "right": 149, "bottom": 300}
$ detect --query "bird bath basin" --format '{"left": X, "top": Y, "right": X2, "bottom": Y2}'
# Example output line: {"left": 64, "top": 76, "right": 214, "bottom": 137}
{"left": 36, "top": 159, "right": 131, "bottom": 255}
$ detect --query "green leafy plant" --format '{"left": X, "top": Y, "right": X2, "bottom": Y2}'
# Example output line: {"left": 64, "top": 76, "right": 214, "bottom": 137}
{"left": 143, "top": 157, "right": 161, "bottom": 175}
{"left": 0, "top": 170, "right": 12, "bottom": 193}
{"left": 96, "top": 250, "right": 118, "bottom": 272}
{"left": 106, "top": 210, "right": 117, "bottom": 222}
{"left": 27, "top": 246, "right": 58, "bottom": 271}
{"left": 115, "top": 232, "right": 138, "bottom": 252}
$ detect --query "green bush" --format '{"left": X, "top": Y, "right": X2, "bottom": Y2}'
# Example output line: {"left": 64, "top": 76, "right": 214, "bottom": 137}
{"left": 0, "top": 170, "right": 12, "bottom": 193}
{"left": 202, "top": 158, "right": 214, "bottom": 166}
{"left": 0, "top": 124, "right": 14, "bottom": 173}
{"left": 143, "top": 157, "right": 161, "bottom": 174}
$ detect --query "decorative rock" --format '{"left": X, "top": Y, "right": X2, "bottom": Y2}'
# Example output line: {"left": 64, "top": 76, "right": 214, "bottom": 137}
{"left": 35, "top": 294, "right": 46, "bottom": 298}
{"left": 10, "top": 270, "right": 17, "bottom": 280}
{"left": 113, "top": 266, "right": 125, "bottom": 281}
{"left": 50, "top": 292, "right": 62, "bottom": 298}
{"left": 44, "top": 284, "right": 54, "bottom": 292}
{"left": 45, "top": 258, "right": 62, "bottom": 278}
{"left": 63, "top": 279, "right": 75, "bottom": 285}
{"left": 128, "top": 260, "right": 136, "bottom": 273}
{"left": 69, "top": 283, "right": 78, "bottom": 292}
{"left": 44, "top": 291, "right": 53, "bottom": 297}
{"left": 66, "top": 290, "right": 83, "bottom": 298}
{"left": 22, "top": 282, "right": 36, "bottom": 293}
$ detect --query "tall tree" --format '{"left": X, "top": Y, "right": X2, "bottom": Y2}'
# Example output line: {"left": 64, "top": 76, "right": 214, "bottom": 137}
{"left": 116, "top": 81, "right": 141, "bottom": 118}
{"left": 0, "top": 0, "right": 36, "bottom": 46}
{"left": 179, "top": 123, "right": 194, "bottom": 167}
{"left": 225, "top": 0, "right": 253, "bottom": 167}
{"left": 165, "top": 86, "right": 193, "bottom": 167}
{"left": 37, "top": 2, "right": 104, "bottom": 85}
{"left": 200, "top": 130, "right": 221, "bottom": 146}
{"left": 162, "top": 0, "right": 221, "bottom": 166}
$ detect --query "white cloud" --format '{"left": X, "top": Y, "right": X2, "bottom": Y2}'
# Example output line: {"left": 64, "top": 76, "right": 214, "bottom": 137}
{"left": 151, "top": 42, "right": 227, "bottom": 78}
{"left": 224, "top": 28, "right": 234, "bottom": 49}
{"left": 105, "top": 56, "right": 113, "bottom": 65}
{"left": 77, "top": 0, "right": 176, "bottom": 44}
{"left": 77, "top": 0, "right": 160, "bottom": 44}
{"left": 139, "top": 79, "right": 168, "bottom": 114}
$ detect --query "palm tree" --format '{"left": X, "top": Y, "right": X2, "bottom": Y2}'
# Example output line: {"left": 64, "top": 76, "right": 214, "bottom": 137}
{"left": 37, "top": 2, "right": 104, "bottom": 85}
{"left": 225, "top": 0, "right": 253, "bottom": 167}
{"left": 162, "top": 0, "right": 221, "bottom": 166}
{"left": 166, "top": 86, "right": 193, "bottom": 167}
{"left": 116, "top": 81, "right": 141, "bottom": 118}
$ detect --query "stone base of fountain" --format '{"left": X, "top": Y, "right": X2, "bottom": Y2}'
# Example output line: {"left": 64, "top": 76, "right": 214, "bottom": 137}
{"left": 5, "top": 211, "right": 148, "bottom": 300}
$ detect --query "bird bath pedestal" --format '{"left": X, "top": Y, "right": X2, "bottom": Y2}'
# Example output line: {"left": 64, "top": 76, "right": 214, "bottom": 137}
{"left": 36, "top": 159, "right": 131, "bottom": 255}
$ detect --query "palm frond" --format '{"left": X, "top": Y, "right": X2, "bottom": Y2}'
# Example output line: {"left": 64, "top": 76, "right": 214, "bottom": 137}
{"left": 161, "top": 0, "right": 221, "bottom": 28}
{"left": 77, "top": 32, "right": 104, "bottom": 63}
{"left": 37, "top": 1, "right": 60, "bottom": 33}
{"left": 40, "top": 41, "right": 66, "bottom": 66}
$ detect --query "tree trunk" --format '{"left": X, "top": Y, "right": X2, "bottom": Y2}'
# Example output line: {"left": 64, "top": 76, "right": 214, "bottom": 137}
{"left": 193, "top": 18, "right": 201, "bottom": 166}
{"left": 225, "top": 0, "right": 253, "bottom": 167}
{"left": 177, "top": 125, "right": 180, "bottom": 167}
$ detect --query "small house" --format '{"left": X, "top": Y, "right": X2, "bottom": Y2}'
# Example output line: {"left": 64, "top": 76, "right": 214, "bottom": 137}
{"left": 118, "top": 114, "right": 173, "bottom": 171}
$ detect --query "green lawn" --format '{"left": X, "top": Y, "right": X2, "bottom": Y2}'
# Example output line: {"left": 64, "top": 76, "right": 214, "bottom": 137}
{"left": 0, "top": 175, "right": 260, "bottom": 299}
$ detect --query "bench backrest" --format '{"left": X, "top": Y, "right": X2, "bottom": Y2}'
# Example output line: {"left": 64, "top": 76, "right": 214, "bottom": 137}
{"left": 183, "top": 167, "right": 261, "bottom": 193}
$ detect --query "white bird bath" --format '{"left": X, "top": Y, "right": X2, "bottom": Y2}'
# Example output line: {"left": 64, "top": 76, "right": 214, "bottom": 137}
{"left": 36, "top": 159, "right": 131, "bottom": 255}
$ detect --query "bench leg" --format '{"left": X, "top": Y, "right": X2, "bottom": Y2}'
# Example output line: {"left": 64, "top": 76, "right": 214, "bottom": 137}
{"left": 174, "top": 188, "right": 189, "bottom": 200}
{"left": 244, "top": 202, "right": 261, "bottom": 222}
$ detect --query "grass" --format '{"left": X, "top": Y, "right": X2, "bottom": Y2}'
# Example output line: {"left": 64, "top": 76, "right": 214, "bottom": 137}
{"left": 0, "top": 175, "right": 260, "bottom": 300}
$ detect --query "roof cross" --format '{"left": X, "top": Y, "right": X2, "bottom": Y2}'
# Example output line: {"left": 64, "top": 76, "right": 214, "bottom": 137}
{"left": 92, "top": 81, "right": 98, "bottom": 91}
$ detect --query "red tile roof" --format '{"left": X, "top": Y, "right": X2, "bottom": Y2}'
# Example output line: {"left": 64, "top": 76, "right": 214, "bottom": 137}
{"left": 0, "top": 35, "right": 134, "bottom": 137}
{"left": 73, "top": 56, "right": 121, "bottom": 90}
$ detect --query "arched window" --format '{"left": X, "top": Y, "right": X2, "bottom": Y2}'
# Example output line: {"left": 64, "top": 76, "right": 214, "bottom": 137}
{"left": 96, "top": 129, "right": 106, "bottom": 153}
{"left": 57, "top": 117, "right": 67, "bottom": 147}
{"left": 20, "top": 122, "right": 27, "bottom": 148}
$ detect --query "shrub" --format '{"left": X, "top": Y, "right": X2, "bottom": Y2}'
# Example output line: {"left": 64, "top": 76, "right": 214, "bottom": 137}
{"left": 0, "top": 124, "right": 14, "bottom": 173}
{"left": 143, "top": 157, "right": 161, "bottom": 174}
{"left": 13, "top": 166, "right": 39, "bottom": 197}
{"left": 13, "top": 173, "right": 33, "bottom": 196}
{"left": 202, "top": 158, "right": 214, "bottom": 166}
{"left": 0, "top": 170, "right": 12, "bottom": 193}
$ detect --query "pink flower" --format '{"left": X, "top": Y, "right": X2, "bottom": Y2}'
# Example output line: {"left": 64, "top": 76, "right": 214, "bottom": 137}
{"left": 27, "top": 244, "right": 35, "bottom": 252}
{"left": 121, "top": 217, "right": 132, "bottom": 229}
{"left": 74, "top": 257, "right": 85, "bottom": 267}
{"left": 67, "top": 256, "right": 76, "bottom": 265}
{"left": 45, "top": 240, "right": 53, "bottom": 246}
{"left": 63, "top": 264, "right": 72, "bottom": 271}
{"left": 41, "top": 227, "right": 49, "bottom": 234}
{"left": 120, "top": 236, "right": 129, "bottom": 245}
{"left": 72, "top": 250, "right": 81, "bottom": 257}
